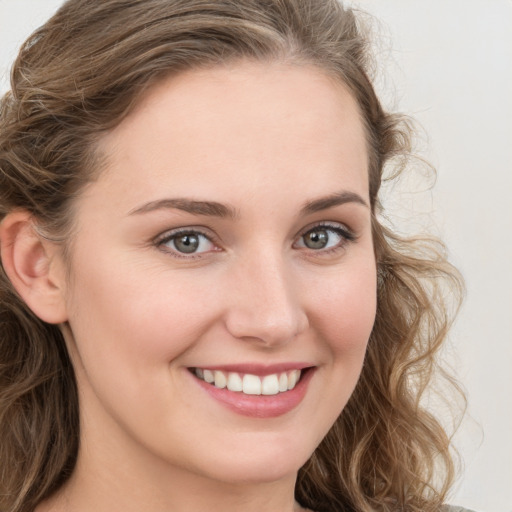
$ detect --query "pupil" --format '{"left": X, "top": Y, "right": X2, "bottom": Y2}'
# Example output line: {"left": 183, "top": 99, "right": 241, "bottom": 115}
{"left": 305, "top": 230, "right": 328, "bottom": 249}
{"left": 175, "top": 234, "right": 199, "bottom": 253}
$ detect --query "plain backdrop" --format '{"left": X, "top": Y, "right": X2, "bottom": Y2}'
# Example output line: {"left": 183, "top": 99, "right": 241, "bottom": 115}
{"left": 1, "top": 1, "right": 511, "bottom": 511}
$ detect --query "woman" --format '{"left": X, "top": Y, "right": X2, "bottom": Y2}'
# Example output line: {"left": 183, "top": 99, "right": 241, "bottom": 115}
{"left": 0, "top": 1, "right": 469, "bottom": 511}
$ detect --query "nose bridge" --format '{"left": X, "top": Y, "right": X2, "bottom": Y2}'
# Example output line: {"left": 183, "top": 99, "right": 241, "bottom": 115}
{"left": 224, "top": 246, "right": 308, "bottom": 346}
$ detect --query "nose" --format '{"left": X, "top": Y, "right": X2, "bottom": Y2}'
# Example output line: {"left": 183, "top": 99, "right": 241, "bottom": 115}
{"left": 223, "top": 251, "right": 309, "bottom": 347}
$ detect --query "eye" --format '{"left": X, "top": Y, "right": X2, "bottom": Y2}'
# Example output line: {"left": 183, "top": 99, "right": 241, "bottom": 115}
{"left": 157, "top": 229, "right": 217, "bottom": 256}
{"left": 295, "top": 224, "right": 355, "bottom": 252}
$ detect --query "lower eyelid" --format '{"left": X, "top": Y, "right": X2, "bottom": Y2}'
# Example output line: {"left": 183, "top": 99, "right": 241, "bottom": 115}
{"left": 293, "top": 224, "right": 357, "bottom": 256}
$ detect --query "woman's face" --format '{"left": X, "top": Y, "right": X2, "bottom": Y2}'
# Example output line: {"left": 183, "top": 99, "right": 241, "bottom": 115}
{"left": 60, "top": 61, "right": 377, "bottom": 485}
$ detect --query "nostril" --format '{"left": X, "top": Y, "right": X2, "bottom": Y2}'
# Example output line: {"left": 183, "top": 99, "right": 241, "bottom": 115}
{"left": 223, "top": 263, "right": 309, "bottom": 345}
{"left": 224, "top": 308, "right": 308, "bottom": 346}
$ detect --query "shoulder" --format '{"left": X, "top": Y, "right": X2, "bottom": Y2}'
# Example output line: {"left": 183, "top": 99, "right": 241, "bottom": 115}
{"left": 444, "top": 506, "right": 478, "bottom": 512}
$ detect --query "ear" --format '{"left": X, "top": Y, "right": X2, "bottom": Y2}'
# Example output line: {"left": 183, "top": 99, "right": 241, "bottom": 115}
{"left": 0, "top": 211, "right": 68, "bottom": 324}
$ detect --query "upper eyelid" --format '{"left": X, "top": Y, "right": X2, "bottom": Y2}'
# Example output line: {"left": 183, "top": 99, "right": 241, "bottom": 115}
{"left": 154, "top": 226, "right": 216, "bottom": 243}
{"left": 296, "top": 220, "right": 356, "bottom": 239}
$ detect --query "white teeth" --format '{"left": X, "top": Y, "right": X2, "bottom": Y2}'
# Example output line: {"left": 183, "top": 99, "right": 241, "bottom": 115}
{"left": 214, "top": 370, "right": 227, "bottom": 388}
{"left": 293, "top": 369, "right": 301, "bottom": 389}
{"left": 261, "top": 374, "right": 279, "bottom": 395}
{"left": 203, "top": 369, "right": 214, "bottom": 383}
{"left": 278, "top": 372, "right": 288, "bottom": 392}
{"left": 287, "top": 370, "right": 300, "bottom": 390}
{"left": 243, "top": 374, "right": 262, "bottom": 395}
{"left": 227, "top": 372, "right": 243, "bottom": 392}
{"left": 194, "top": 368, "right": 303, "bottom": 395}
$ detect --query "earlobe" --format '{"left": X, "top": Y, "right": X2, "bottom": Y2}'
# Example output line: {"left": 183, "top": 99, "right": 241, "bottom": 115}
{"left": 0, "top": 211, "right": 68, "bottom": 324}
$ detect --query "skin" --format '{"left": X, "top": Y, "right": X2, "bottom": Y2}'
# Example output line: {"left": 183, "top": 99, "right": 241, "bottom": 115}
{"left": 34, "top": 61, "right": 377, "bottom": 512}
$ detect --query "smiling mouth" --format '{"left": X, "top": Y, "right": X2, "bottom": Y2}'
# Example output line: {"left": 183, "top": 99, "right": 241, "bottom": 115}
{"left": 191, "top": 368, "right": 304, "bottom": 396}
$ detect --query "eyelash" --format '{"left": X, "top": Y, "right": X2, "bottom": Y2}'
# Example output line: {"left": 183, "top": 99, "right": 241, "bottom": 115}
{"left": 295, "top": 223, "right": 357, "bottom": 255}
{"left": 155, "top": 222, "right": 356, "bottom": 259}
{"left": 155, "top": 228, "right": 218, "bottom": 259}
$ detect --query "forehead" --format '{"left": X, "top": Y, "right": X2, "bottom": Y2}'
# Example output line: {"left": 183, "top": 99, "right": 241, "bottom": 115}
{"left": 91, "top": 61, "right": 369, "bottom": 212}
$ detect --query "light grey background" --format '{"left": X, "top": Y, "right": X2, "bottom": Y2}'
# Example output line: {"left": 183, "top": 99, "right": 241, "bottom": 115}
{"left": 1, "top": 1, "right": 511, "bottom": 511}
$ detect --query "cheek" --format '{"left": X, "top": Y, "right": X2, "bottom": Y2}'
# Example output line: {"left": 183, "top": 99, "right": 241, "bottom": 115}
{"left": 65, "top": 250, "right": 226, "bottom": 372}
{"left": 310, "top": 259, "right": 377, "bottom": 357}
{"left": 297, "top": 259, "right": 376, "bottom": 442}
{"left": 62, "top": 257, "right": 221, "bottom": 435}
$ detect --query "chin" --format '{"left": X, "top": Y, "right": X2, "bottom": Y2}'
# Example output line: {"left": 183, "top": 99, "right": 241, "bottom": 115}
{"left": 189, "top": 430, "right": 317, "bottom": 485}
{"left": 203, "top": 457, "right": 303, "bottom": 486}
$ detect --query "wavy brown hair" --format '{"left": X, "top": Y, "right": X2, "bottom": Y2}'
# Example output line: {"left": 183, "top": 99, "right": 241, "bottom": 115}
{"left": 0, "top": 1, "right": 464, "bottom": 511}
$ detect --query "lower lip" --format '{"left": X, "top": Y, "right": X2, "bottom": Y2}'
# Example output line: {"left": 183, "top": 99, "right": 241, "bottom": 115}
{"left": 192, "top": 369, "right": 314, "bottom": 418}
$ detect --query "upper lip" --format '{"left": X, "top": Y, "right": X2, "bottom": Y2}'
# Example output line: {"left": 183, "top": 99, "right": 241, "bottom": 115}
{"left": 190, "top": 362, "right": 313, "bottom": 376}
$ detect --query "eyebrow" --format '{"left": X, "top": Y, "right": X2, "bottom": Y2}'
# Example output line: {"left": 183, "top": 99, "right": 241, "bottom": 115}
{"left": 128, "top": 198, "right": 239, "bottom": 219}
{"left": 128, "top": 190, "right": 368, "bottom": 219}
{"left": 300, "top": 191, "right": 369, "bottom": 215}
